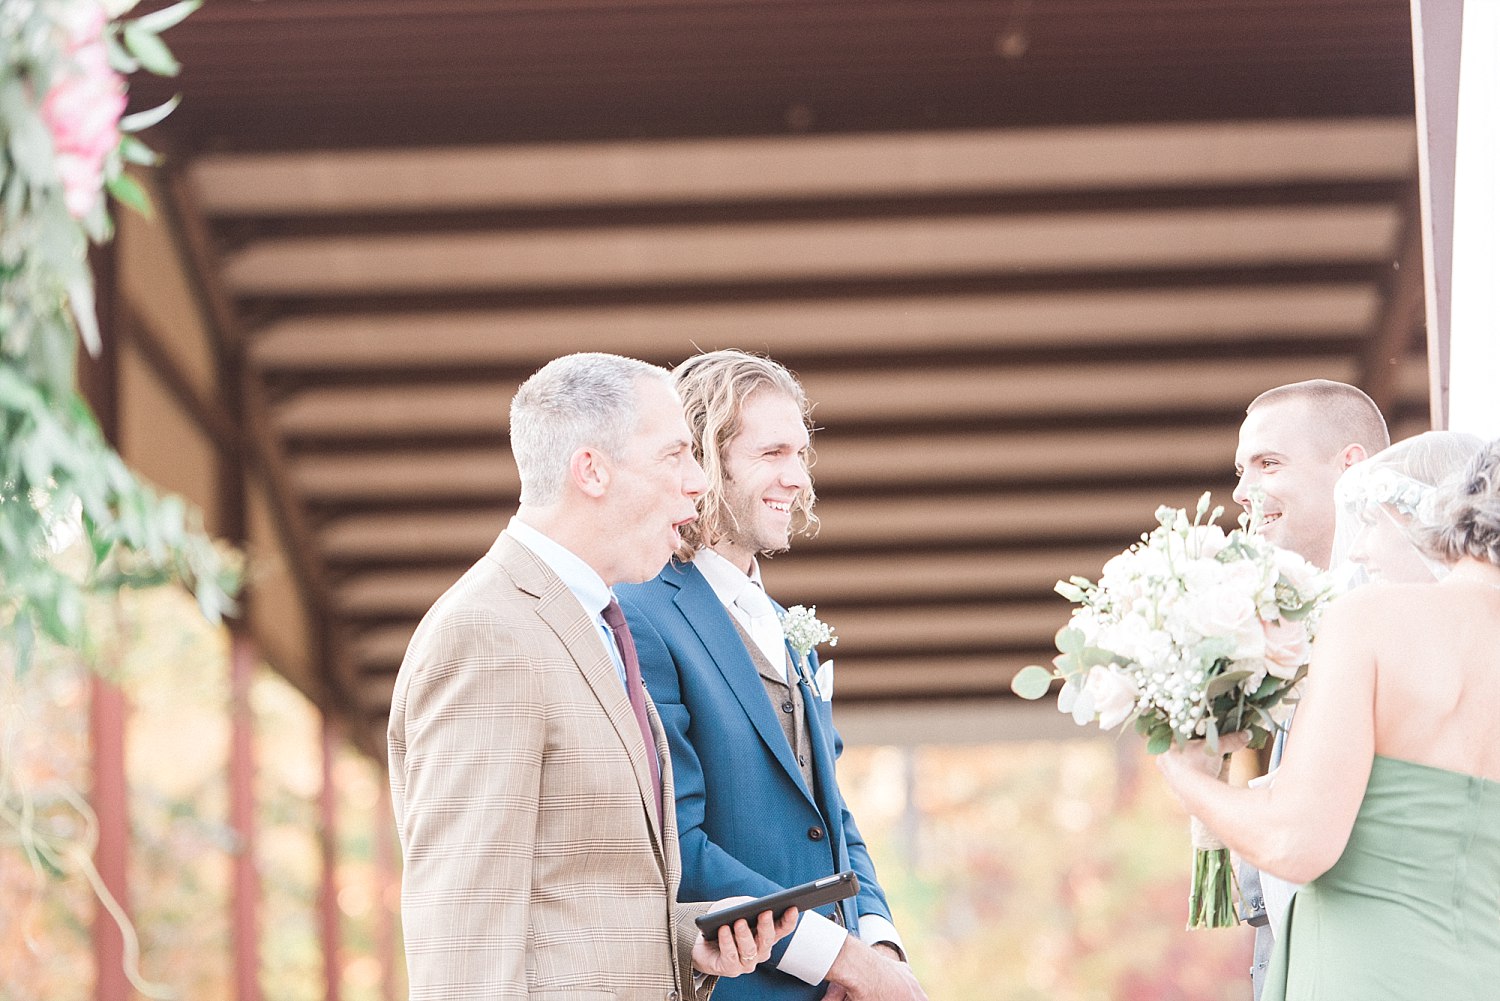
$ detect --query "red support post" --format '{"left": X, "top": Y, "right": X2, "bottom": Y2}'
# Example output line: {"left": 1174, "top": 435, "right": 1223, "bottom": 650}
{"left": 320, "top": 716, "right": 342, "bottom": 1001}
{"left": 81, "top": 242, "right": 129, "bottom": 1001}
{"left": 89, "top": 674, "right": 129, "bottom": 1001}
{"left": 229, "top": 629, "right": 262, "bottom": 1001}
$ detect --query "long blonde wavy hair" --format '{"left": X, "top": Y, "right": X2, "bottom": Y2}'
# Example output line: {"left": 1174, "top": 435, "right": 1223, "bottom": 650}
{"left": 671, "top": 350, "right": 819, "bottom": 560}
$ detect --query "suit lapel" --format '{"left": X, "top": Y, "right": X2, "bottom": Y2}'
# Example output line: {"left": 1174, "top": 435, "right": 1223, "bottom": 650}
{"left": 494, "top": 534, "right": 667, "bottom": 853}
{"left": 668, "top": 563, "right": 813, "bottom": 804}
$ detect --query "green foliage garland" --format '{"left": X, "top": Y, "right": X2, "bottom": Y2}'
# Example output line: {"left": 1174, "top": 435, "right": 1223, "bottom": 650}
{"left": 1, "top": 0, "right": 234, "bottom": 671}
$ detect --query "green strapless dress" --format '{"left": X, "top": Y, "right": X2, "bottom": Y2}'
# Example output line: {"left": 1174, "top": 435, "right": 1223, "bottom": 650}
{"left": 1264, "top": 755, "right": 1500, "bottom": 1001}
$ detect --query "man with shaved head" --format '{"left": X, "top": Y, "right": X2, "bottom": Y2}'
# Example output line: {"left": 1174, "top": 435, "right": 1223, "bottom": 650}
{"left": 1231, "top": 378, "right": 1389, "bottom": 999}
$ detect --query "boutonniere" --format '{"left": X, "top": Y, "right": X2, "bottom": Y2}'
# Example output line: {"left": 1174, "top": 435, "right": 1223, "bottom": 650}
{"left": 780, "top": 604, "right": 837, "bottom": 699}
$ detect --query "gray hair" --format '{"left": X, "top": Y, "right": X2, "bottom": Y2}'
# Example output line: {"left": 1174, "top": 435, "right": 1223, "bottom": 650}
{"left": 509, "top": 353, "right": 670, "bottom": 505}
{"left": 1420, "top": 437, "right": 1500, "bottom": 568}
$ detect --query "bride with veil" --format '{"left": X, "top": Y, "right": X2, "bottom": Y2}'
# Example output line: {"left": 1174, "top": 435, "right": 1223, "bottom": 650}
{"left": 1157, "top": 433, "right": 1500, "bottom": 1001}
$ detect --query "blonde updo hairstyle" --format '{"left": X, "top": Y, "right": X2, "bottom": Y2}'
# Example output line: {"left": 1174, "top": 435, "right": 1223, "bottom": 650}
{"left": 1420, "top": 438, "right": 1500, "bottom": 567}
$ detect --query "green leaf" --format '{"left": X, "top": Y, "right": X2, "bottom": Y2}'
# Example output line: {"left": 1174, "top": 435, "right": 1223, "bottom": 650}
{"left": 105, "top": 30, "right": 141, "bottom": 73}
{"left": 130, "top": 0, "right": 203, "bottom": 35}
{"left": 1146, "top": 727, "right": 1174, "bottom": 755}
{"left": 1010, "top": 665, "right": 1055, "bottom": 700}
{"left": 119, "top": 135, "right": 159, "bottom": 167}
{"left": 106, "top": 172, "right": 152, "bottom": 216}
{"left": 1055, "top": 626, "right": 1086, "bottom": 655}
{"left": 120, "top": 95, "right": 181, "bottom": 134}
{"left": 123, "top": 24, "right": 182, "bottom": 76}
{"left": 1, "top": 81, "right": 57, "bottom": 186}
{"left": 1204, "top": 668, "right": 1255, "bottom": 700}
{"left": 65, "top": 275, "right": 101, "bottom": 358}
{"left": 1055, "top": 579, "right": 1087, "bottom": 602}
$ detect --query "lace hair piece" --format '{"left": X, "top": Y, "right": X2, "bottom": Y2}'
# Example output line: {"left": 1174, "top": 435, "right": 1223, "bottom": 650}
{"left": 1329, "top": 431, "right": 1486, "bottom": 584}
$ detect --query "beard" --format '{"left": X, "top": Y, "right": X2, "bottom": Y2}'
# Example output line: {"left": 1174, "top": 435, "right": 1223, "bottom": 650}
{"left": 720, "top": 479, "right": 794, "bottom": 558}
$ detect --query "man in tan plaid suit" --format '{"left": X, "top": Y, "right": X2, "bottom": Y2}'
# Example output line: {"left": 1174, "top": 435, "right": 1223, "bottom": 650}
{"left": 389, "top": 354, "right": 793, "bottom": 1000}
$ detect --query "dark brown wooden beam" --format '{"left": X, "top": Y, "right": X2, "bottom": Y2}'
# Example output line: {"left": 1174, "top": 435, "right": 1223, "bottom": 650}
{"left": 280, "top": 406, "right": 1263, "bottom": 456}
{"left": 156, "top": 164, "right": 353, "bottom": 710}
{"left": 232, "top": 261, "right": 1386, "bottom": 324}
{"left": 1358, "top": 177, "right": 1428, "bottom": 413}
{"left": 303, "top": 469, "right": 1238, "bottom": 521}
{"left": 211, "top": 180, "right": 1408, "bottom": 246}
{"left": 256, "top": 334, "right": 1366, "bottom": 390}
{"left": 121, "top": 303, "right": 240, "bottom": 454}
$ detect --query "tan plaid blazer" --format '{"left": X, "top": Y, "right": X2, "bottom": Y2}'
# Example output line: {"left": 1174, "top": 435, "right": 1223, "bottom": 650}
{"left": 389, "top": 532, "right": 713, "bottom": 1000}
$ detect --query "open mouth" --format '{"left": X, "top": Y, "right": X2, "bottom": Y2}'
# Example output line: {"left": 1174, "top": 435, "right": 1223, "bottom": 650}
{"left": 1260, "top": 513, "right": 1282, "bottom": 529}
{"left": 764, "top": 499, "right": 792, "bottom": 515}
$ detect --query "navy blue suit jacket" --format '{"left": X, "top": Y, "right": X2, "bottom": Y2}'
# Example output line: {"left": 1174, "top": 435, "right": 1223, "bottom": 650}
{"left": 618, "top": 560, "right": 895, "bottom": 1001}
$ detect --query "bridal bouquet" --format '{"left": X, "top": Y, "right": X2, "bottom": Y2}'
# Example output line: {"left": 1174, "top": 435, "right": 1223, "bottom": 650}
{"left": 1012, "top": 493, "right": 1331, "bottom": 928}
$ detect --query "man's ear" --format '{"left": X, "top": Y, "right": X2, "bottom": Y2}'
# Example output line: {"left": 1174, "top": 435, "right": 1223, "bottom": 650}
{"left": 1337, "top": 443, "right": 1369, "bottom": 471}
{"left": 569, "top": 447, "right": 611, "bottom": 498}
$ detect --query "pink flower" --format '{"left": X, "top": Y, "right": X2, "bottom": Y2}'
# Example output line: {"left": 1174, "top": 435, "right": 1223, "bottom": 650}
{"left": 40, "top": 3, "right": 127, "bottom": 218}
{"left": 1262, "top": 617, "right": 1311, "bottom": 680}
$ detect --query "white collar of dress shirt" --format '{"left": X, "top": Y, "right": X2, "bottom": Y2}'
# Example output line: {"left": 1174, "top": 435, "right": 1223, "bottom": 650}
{"left": 504, "top": 516, "right": 613, "bottom": 619}
{"left": 692, "top": 547, "right": 770, "bottom": 611}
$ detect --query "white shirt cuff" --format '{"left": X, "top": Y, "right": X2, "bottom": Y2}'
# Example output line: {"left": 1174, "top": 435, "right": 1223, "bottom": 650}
{"left": 857, "top": 914, "right": 906, "bottom": 960}
{"left": 774, "top": 910, "right": 848, "bottom": 985}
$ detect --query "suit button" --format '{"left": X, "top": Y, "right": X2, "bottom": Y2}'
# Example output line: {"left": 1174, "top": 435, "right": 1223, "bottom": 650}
{"left": 781, "top": 701, "right": 794, "bottom": 714}
{"left": 798, "top": 754, "right": 807, "bottom": 766}
{"left": 666, "top": 992, "right": 680, "bottom": 1001}
{"left": 808, "top": 826, "right": 824, "bottom": 841}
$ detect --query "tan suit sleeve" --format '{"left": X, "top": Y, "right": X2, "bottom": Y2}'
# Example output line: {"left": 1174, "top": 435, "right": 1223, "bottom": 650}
{"left": 394, "top": 610, "right": 540, "bottom": 999}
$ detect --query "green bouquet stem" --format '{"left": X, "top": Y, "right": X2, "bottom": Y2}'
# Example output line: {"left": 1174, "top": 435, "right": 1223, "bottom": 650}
{"left": 1186, "top": 754, "right": 1240, "bottom": 929}
{"left": 1187, "top": 841, "right": 1240, "bottom": 929}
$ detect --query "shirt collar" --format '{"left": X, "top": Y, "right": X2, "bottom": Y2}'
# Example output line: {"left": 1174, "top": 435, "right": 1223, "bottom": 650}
{"left": 505, "top": 516, "right": 613, "bottom": 618}
{"left": 692, "top": 547, "right": 766, "bottom": 608}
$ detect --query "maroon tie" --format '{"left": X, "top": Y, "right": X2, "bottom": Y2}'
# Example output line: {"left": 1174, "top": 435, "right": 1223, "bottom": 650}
{"left": 602, "top": 599, "right": 664, "bottom": 828}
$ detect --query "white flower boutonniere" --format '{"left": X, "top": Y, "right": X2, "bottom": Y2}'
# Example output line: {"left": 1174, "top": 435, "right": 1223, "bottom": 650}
{"left": 780, "top": 604, "right": 837, "bottom": 699}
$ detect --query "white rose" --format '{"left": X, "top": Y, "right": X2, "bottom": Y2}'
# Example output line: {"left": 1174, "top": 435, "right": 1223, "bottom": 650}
{"left": 1262, "top": 616, "right": 1311, "bottom": 679}
{"left": 1273, "top": 546, "right": 1319, "bottom": 590}
{"left": 1083, "top": 664, "right": 1140, "bottom": 731}
{"left": 1181, "top": 583, "right": 1264, "bottom": 660}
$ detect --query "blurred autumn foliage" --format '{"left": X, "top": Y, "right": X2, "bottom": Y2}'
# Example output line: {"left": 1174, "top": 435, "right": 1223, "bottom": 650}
{"left": 0, "top": 586, "right": 399, "bottom": 1001}
{"left": 4, "top": 586, "right": 1249, "bottom": 1000}
{"left": 838, "top": 739, "right": 1251, "bottom": 1001}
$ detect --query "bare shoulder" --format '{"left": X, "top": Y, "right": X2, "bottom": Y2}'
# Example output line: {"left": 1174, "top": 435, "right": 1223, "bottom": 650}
{"left": 1318, "top": 581, "right": 1460, "bottom": 647}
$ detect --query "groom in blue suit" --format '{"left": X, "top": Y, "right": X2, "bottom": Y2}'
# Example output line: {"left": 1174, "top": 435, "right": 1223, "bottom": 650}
{"left": 620, "top": 351, "right": 925, "bottom": 1001}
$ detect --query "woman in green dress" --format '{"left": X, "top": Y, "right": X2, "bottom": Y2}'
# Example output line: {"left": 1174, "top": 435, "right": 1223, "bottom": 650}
{"left": 1158, "top": 437, "right": 1500, "bottom": 1001}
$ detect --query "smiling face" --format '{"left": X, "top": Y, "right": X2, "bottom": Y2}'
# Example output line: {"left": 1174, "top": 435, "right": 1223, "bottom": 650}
{"left": 1348, "top": 505, "right": 1436, "bottom": 583}
{"left": 712, "top": 390, "right": 813, "bottom": 572}
{"left": 1233, "top": 399, "right": 1354, "bottom": 569}
{"left": 599, "top": 377, "right": 708, "bottom": 584}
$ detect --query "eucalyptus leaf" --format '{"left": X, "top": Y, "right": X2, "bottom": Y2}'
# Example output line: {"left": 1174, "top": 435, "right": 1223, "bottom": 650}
{"left": 106, "top": 172, "right": 151, "bottom": 216}
{"left": 118, "top": 134, "right": 158, "bottom": 166}
{"left": 1009, "top": 664, "right": 1055, "bottom": 701}
{"left": 1, "top": 80, "right": 56, "bottom": 187}
{"left": 1204, "top": 668, "right": 1254, "bottom": 700}
{"left": 65, "top": 275, "right": 100, "bottom": 357}
{"left": 122, "top": 23, "right": 181, "bottom": 76}
{"left": 129, "top": 0, "right": 203, "bottom": 36}
{"left": 1055, "top": 626, "right": 1086, "bottom": 655}
{"left": 104, "top": 30, "right": 140, "bottom": 74}
{"left": 119, "top": 94, "right": 180, "bottom": 134}
{"left": 1147, "top": 728, "right": 1173, "bottom": 755}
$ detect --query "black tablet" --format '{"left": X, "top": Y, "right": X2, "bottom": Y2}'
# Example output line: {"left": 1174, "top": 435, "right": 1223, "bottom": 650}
{"left": 695, "top": 871, "right": 860, "bottom": 938}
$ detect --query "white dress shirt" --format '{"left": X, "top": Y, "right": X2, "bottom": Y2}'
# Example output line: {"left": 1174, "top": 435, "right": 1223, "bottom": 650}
{"left": 505, "top": 517, "right": 626, "bottom": 686}
{"left": 690, "top": 548, "right": 905, "bottom": 983}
